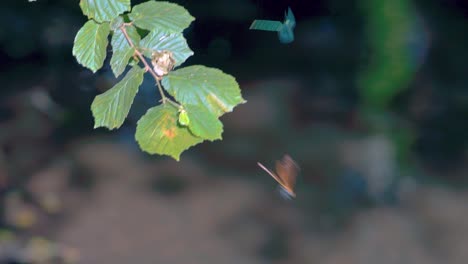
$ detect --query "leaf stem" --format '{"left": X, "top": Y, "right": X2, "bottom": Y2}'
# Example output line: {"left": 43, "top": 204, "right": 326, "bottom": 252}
{"left": 167, "top": 98, "right": 182, "bottom": 109}
{"left": 119, "top": 24, "right": 168, "bottom": 102}
{"left": 155, "top": 77, "right": 180, "bottom": 108}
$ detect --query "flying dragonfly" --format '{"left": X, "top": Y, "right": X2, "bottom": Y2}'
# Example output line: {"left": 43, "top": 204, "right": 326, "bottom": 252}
{"left": 249, "top": 7, "right": 296, "bottom": 44}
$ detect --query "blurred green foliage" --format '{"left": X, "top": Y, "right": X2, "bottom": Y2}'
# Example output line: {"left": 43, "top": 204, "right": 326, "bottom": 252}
{"left": 358, "top": 0, "right": 417, "bottom": 110}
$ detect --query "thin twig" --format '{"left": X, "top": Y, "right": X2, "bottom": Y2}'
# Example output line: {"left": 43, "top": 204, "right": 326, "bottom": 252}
{"left": 119, "top": 24, "right": 168, "bottom": 102}
{"left": 155, "top": 77, "right": 181, "bottom": 108}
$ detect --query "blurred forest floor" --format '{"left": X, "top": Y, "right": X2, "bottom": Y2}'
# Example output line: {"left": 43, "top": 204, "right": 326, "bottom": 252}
{"left": 0, "top": 78, "right": 467, "bottom": 264}
{"left": 56, "top": 141, "right": 468, "bottom": 264}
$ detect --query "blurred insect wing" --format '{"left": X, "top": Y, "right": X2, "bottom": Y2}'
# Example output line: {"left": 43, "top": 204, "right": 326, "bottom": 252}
{"left": 278, "top": 25, "right": 294, "bottom": 44}
{"left": 275, "top": 154, "right": 299, "bottom": 195}
{"left": 278, "top": 186, "right": 295, "bottom": 200}
{"left": 250, "top": 20, "right": 283, "bottom": 31}
{"left": 250, "top": 7, "right": 295, "bottom": 44}
{"left": 284, "top": 7, "right": 296, "bottom": 29}
{"left": 257, "top": 162, "right": 284, "bottom": 185}
{"left": 258, "top": 154, "right": 299, "bottom": 198}
{"left": 278, "top": 7, "right": 295, "bottom": 43}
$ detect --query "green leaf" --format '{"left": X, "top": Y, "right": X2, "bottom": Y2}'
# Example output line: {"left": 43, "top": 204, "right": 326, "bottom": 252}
{"left": 135, "top": 104, "right": 203, "bottom": 161}
{"left": 162, "top": 65, "right": 246, "bottom": 117}
{"left": 73, "top": 20, "right": 111, "bottom": 73}
{"left": 140, "top": 29, "right": 193, "bottom": 67}
{"left": 110, "top": 16, "right": 124, "bottom": 31}
{"left": 178, "top": 110, "right": 190, "bottom": 126}
{"left": 111, "top": 25, "right": 140, "bottom": 77}
{"left": 185, "top": 105, "right": 223, "bottom": 141}
{"left": 79, "top": 0, "right": 130, "bottom": 23}
{"left": 129, "top": 1, "right": 195, "bottom": 33}
{"left": 91, "top": 66, "right": 145, "bottom": 129}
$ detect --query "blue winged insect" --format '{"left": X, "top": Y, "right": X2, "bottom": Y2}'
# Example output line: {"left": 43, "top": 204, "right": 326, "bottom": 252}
{"left": 257, "top": 154, "right": 300, "bottom": 199}
{"left": 250, "top": 7, "right": 296, "bottom": 44}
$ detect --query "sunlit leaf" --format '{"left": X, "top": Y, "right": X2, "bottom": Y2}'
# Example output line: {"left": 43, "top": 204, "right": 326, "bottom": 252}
{"left": 73, "top": 20, "right": 110, "bottom": 73}
{"left": 162, "top": 65, "right": 246, "bottom": 117}
{"left": 91, "top": 66, "right": 145, "bottom": 129}
{"left": 79, "top": 0, "right": 130, "bottom": 23}
{"left": 140, "top": 29, "right": 193, "bottom": 67}
{"left": 129, "top": 1, "right": 194, "bottom": 33}
{"left": 135, "top": 104, "right": 203, "bottom": 161}
{"left": 111, "top": 25, "right": 140, "bottom": 77}
{"left": 185, "top": 104, "right": 223, "bottom": 141}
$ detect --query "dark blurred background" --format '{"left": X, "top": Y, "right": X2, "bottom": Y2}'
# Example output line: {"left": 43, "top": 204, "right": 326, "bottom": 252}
{"left": 0, "top": 0, "right": 468, "bottom": 263}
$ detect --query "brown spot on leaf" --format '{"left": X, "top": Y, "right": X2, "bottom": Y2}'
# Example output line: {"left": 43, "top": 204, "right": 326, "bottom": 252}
{"left": 163, "top": 128, "right": 176, "bottom": 139}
